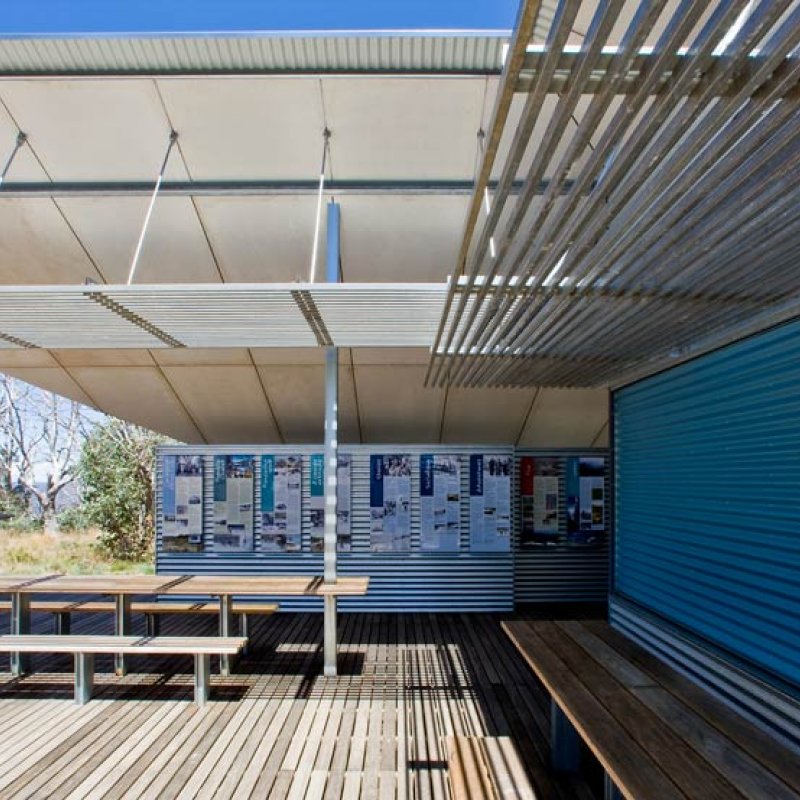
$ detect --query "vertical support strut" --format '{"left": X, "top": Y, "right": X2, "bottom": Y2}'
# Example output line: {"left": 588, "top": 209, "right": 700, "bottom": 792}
{"left": 309, "top": 128, "right": 331, "bottom": 283}
{"left": 127, "top": 130, "right": 178, "bottom": 285}
{"left": 323, "top": 200, "right": 340, "bottom": 677}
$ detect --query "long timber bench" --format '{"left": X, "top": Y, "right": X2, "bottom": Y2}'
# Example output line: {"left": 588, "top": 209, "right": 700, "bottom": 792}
{"left": 503, "top": 619, "right": 800, "bottom": 800}
{"left": 0, "top": 599, "right": 278, "bottom": 638}
{"left": 0, "top": 634, "right": 246, "bottom": 707}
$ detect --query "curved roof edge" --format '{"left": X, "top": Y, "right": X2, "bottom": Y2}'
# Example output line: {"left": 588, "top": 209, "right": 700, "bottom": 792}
{"left": 0, "top": 32, "right": 509, "bottom": 76}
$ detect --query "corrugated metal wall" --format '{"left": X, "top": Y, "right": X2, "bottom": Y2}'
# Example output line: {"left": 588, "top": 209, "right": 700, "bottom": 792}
{"left": 614, "top": 317, "right": 800, "bottom": 695}
{"left": 514, "top": 450, "right": 609, "bottom": 604}
{"left": 157, "top": 444, "right": 515, "bottom": 612}
{"left": 157, "top": 444, "right": 610, "bottom": 611}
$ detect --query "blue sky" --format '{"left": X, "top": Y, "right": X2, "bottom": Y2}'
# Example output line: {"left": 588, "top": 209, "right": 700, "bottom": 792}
{"left": 1, "top": 1, "right": 518, "bottom": 36}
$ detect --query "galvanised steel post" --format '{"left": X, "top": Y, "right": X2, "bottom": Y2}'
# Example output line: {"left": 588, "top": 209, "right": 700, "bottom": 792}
{"left": 323, "top": 200, "right": 340, "bottom": 676}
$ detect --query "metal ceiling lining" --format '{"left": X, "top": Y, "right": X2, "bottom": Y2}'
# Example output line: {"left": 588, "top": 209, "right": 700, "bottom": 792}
{"left": 308, "top": 285, "right": 446, "bottom": 347}
{"left": 0, "top": 284, "right": 450, "bottom": 349}
{"left": 429, "top": 0, "right": 800, "bottom": 389}
{"left": 0, "top": 289, "right": 169, "bottom": 349}
{"left": 0, "top": 33, "right": 508, "bottom": 76}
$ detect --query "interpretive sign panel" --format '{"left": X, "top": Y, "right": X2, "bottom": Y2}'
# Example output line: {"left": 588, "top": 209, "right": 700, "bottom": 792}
{"left": 310, "top": 453, "right": 352, "bottom": 553}
{"left": 370, "top": 454, "right": 411, "bottom": 552}
{"left": 261, "top": 454, "right": 302, "bottom": 552}
{"left": 469, "top": 454, "right": 511, "bottom": 552}
{"left": 520, "top": 456, "right": 560, "bottom": 546}
{"left": 566, "top": 456, "right": 606, "bottom": 546}
{"left": 213, "top": 455, "right": 254, "bottom": 552}
{"left": 420, "top": 454, "right": 460, "bottom": 552}
{"left": 162, "top": 455, "right": 204, "bottom": 553}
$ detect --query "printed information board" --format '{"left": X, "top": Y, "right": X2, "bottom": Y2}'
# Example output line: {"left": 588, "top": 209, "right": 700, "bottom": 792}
{"left": 520, "top": 456, "right": 560, "bottom": 546}
{"left": 261, "top": 454, "right": 302, "bottom": 552}
{"left": 162, "top": 455, "right": 204, "bottom": 553}
{"left": 420, "top": 454, "right": 460, "bottom": 552}
{"left": 370, "top": 454, "right": 411, "bottom": 552}
{"left": 310, "top": 453, "right": 352, "bottom": 553}
{"left": 566, "top": 456, "right": 606, "bottom": 546}
{"left": 213, "top": 455, "right": 254, "bottom": 551}
{"left": 469, "top": 454, "right": 512, "bottom": 552}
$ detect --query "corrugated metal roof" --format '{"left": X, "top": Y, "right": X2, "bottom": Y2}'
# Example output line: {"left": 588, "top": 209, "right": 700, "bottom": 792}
{"left": 0, "top": 32, "right": 509, "bottom": 75}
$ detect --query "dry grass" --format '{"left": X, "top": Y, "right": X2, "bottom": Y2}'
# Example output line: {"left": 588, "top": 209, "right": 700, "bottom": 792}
{"left": 0, "top": 528, "right": 153, "bottom": 575}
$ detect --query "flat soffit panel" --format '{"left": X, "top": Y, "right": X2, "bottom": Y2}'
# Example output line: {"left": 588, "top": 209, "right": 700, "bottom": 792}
{"left": 0, "top": 80, "right": 188, "bottom": 181}
{"left": 322, "top": 77, "right": 487, "bottom": 181}
{"left": 155, "top": 78, "right": 326, "bottom": 181}
{"left": 56, "top": 197, "right": 221, "bottom": 284}
{"left": 192, "top": 196, "right": 323, "bottom": 283}
{"left": 159, "top": 365, "right": 280, "bottom": 444}
{"left": 337, "top": 195, "right": 469, "bottom": 283}
{"left": 0, "top": 199, "right": 101, "bottom": 285}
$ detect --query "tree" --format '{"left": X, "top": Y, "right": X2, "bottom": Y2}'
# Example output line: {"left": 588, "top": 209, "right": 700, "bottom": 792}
{"left": 0, "top": 376, "right": 91, "bottom": 532}
{"left": 77, "top": 419, "right": 165, "bottom": 560}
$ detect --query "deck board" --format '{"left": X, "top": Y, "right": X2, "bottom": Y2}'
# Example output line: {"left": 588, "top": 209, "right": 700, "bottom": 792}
{"left": 0, "top": 610, "right": 592, "bottom": 799}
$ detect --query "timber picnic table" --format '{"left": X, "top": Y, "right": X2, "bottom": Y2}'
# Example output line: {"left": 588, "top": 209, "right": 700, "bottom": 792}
{"left": 2, "top": 573, "right": 369, "bottom": 676}
{"left": 159, "top": 575, "right": 370, "bottom": 674}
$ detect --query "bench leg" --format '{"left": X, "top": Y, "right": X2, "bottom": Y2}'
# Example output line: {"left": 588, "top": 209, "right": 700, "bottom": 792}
{"left": 54, "top": 611, "right": 71, "bottom": 635}
{"left": 323, "top": 595, "right": 337, "bottom": 677}
{"left": 218, "top": 595, "right": 235, "bottom": 676}
{"left": 145, "top": 613, "right": 160, "bottom": 638}
{"left": 115, "top": 595, "right": 132, "bottom": 676}
{"left": 194, "top": 653, "right": 210, "bottom": 708}
{"left": 74, "top": 653, "right": 94, "bottom": 705}
{"left": 239, "top": 614, "right": 249, "bottom": 655}
{"left": 10, "top": 593, "right": 31, "bottom": 676}
{"left": 551, "top": 699, "right": 581, "bottom": 773}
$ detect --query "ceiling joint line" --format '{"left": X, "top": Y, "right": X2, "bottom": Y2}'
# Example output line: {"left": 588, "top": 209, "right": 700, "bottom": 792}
{"left": 291, "top": 289, "right": 333, "bottom": 347}
{"left": 86, "top": 291, "right": 185, "bottom": 348}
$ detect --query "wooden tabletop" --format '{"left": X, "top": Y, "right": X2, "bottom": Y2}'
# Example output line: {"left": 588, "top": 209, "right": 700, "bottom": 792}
{"left": 165, "top": 575, "right": 370, "bottom": 596}
{"left": 4, "top": 573, "right": 369, "bottom": 597}
{"left": 0, "top": 574, "right": 62, "bottom": 593}
{"left": 16, "top": 574, "right": 190, "bottom": 595}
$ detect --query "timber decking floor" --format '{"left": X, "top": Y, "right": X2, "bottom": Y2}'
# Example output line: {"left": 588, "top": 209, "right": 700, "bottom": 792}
{"left": 0, "top": 610, "right": 595, "bottom": 800}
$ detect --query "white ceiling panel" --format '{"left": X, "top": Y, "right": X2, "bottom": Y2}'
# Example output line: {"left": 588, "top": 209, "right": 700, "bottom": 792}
{"left": 0, "top": 366, "right": 95, "bottom": 407}
{"left": 68, "top": 365, "right": 203, "bottom": 443}
{"left": 161, "top": 365, "right": 280, "bottom": 443}
{"left": 195, "top": 196, "right": 320, "bottom": 282}
{"left": 441, "top": 387, "right": 536, "bottom": 444}
{"left": 518, "top": 387, "right": 608, "bottom": 447}
{"left": 0, "top": 79, "right": 187, "bottom": 181}
{"left": 0, "top": 199, "right": 100, "bottom": 284}
{"left": 355, "top": 364, "right": 445, "bottom": 443}
{"left": 156, "top": 77, "right": 325, "bottom": 180}
{"left": 51, "top": 349, "right": 155, "bottom": 367}
{"left": 153, "top": 348, "right": 252, "bottom": 366}
{"left": 259, "top": 363, "right": 360, "bottom": 444}
{"left": 57, "top": 197, "right": 220, "bottom": 284}
{"left": 323, "top": 77, "right": 486, "bottom": 180}
{"left": 350, "top": 347, "right": 429, "bottom": 365}
{"left": 0, "top": 103, "right": 49, "bottom": 181}
{"left": 338, "top": 195, "right": 468, "bottom": 282}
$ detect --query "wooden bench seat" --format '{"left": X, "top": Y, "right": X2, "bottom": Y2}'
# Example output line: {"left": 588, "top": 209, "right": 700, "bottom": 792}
{"left": 0, "top": 634, "right": 246, "bottom": 707}
{"left": 503, "top": 619, "right": 800, "bottom": 800}
{"left": 446, "top": 735, "right": 535, "bottom": 800}
{"left": 0, "top": 599, "right": 278, "bottom": 637}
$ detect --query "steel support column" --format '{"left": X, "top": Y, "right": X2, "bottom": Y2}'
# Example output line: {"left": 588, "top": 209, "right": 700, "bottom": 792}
{"left": 323, "top": 200, "right": 340, "bottom": 677}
